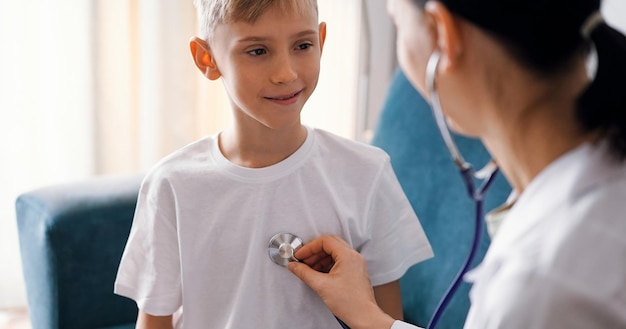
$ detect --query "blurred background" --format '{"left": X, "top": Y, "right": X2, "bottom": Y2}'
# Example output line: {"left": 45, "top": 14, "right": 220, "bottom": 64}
{"left": 1, "top": 0, "right": 625, "bottom": 322}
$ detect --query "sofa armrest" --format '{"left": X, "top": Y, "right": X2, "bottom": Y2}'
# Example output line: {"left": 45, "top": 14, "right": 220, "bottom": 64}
{"left": 16, "top": 174, "right": 143, "bottom": 329}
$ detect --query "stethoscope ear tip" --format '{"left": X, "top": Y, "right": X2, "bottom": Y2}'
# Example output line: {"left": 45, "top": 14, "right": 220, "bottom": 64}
{"left": 268, "top": 232, "right": 303, "bottom": 266}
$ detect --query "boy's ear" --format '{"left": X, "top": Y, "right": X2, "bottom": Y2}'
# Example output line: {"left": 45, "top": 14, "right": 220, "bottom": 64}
{"left": 189, "top": 36, "right": 221, "bottom": 80}
{"left": 424, "top": 1, "right": 462, "bottom": 73}
{"left": 318, "top": 22, "right": 327, "bottom": 54}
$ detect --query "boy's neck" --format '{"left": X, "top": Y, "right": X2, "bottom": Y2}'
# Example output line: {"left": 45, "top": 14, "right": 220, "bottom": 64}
{"left": 218, "top": 123, "right": 308, "bottom": 168}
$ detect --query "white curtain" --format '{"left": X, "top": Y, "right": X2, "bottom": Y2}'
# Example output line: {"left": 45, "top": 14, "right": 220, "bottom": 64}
{"left": 0, "top": 0, "right": 362, "bottom": 309}
{"left": 0, "top": 0, "right": 95, "bottom": 309}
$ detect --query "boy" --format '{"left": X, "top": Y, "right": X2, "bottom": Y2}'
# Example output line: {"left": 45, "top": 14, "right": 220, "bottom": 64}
{"left": 114, "top": 0, "right": 433, "bottom": 328}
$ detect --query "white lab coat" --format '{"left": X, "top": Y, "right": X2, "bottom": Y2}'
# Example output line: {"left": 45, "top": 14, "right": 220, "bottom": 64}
{"left": 392, "top": 141, "right": 626, "bottom": 329}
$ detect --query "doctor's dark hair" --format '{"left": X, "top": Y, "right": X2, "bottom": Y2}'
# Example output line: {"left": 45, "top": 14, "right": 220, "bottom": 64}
{"left": 413, "top": 0, "right": 626, "bottom": 159}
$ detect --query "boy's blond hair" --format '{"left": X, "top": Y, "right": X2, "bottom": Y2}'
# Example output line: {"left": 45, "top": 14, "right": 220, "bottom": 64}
{"left": 193, "top": 0, "right": 318, "bottom": 42}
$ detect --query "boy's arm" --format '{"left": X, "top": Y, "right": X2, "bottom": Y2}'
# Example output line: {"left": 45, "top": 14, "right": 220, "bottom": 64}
{"left": 136, "top": 310, "right": 173, "bottom": 329}
{"left": 373, "top": 280, "right": 404, "bottom": 321}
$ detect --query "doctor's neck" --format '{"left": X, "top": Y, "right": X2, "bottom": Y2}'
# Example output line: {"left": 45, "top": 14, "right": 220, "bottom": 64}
{"left": 480, "top": 57, "right": 596, "bottom": 193}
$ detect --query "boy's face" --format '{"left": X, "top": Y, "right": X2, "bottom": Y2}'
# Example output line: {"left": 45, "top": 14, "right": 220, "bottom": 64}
{"left": 195, "top": 3, "right": 326, "bottom": 132}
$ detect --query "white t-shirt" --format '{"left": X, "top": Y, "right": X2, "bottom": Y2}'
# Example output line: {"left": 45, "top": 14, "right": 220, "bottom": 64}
{"left": 392, "top": 141, "right": 626, "bottom": 329}
{"left": 115, "top": 126, "right": 433, "bottom": 328}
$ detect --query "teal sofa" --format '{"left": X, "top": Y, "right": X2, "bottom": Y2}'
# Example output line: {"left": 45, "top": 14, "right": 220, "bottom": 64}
{"left": 16, "top": 175, "right": 142, "bottom": 329}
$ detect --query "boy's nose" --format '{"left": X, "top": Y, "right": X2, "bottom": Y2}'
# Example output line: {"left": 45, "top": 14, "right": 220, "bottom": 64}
{"left": 270, "top": 57, "right": 298, "bottom": 84}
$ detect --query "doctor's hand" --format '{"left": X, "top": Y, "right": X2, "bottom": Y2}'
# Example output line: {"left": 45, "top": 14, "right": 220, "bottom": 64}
{"left": 287, "top": 235, "right": 396, "bottom": 329}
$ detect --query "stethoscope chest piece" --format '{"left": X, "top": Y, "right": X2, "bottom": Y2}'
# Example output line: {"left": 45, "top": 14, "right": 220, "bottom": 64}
{"left": 268, "top": 232, "right": 303, "bottom": 266}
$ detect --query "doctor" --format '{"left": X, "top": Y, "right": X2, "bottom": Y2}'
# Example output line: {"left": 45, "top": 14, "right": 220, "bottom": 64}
{"left": 288, "top": 0, "right": 626, "bottom": 328}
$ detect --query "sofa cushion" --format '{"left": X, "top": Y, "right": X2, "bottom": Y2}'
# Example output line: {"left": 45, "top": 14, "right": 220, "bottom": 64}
{"left": 16, "top": 175, "right": 143, "bottom": 329}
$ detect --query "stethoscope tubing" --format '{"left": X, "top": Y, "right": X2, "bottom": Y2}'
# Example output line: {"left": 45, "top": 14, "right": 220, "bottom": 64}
{"left": 424, "top": 51, "right": 499, "bottom": 329}
{"left": 427, "top": 167, "right": 498, "bottom": 329}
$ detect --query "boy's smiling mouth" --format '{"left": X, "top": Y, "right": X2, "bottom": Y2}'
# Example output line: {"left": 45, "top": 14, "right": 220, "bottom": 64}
{"left": 265, "top": 89, "right": 302, "bottom": 100}
{"left": 264, "top": 89, "right": 303, "bottom": 104}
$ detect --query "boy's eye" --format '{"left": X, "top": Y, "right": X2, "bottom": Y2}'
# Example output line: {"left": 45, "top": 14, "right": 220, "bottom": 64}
{"left": 297, "top": 43, "right": 313, "bottom": 51}
{"left": 247, "top": 48, "right": 267, "bottom": 56}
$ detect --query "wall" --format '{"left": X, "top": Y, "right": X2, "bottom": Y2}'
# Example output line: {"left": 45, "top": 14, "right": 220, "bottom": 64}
{"left": 356, "top": 0, "right": 397, "bottom": 142}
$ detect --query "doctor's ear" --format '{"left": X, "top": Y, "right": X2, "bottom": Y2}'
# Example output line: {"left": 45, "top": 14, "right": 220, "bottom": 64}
{"left": 424, "top": 1, "right": 463, "bottom": 73}
{"left": 189, "top": 36, "right": 221, "bottom": 80}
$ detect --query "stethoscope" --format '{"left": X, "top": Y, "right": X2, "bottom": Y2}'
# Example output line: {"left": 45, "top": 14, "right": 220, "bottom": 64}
{"left": 267, "top": 232, "right": 352, "bottom": 329}
{"left": 268, "top": 232, "right": 304, "bottom": 266}
{"left": 423, "top": 51, "right": 499, "bottom": 329}
{"left": 267, "top": 51, "right": 499, "bottom": 329}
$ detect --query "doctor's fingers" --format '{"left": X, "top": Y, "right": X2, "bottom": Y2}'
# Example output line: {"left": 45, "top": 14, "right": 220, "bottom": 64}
{"left": 287, "top": 260, "right": 327, "bottom": 289}
{"left": 294, "top": 235, "right": 358, "bottom": 272}
{"left": 287, "top": 249, "right": 372, "bottom": 299}
{"left": 288, "top": 239, "right": 380, "bottom": 328}
{"left": 295, "top": 235, "right": 354, "bottom": 260}
{"left": 297, "top": 253, "right": 334, "bottom": 273}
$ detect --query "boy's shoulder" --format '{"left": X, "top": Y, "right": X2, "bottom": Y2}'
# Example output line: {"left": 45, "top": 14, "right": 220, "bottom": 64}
{"left": 313, "top": 128, "right": 390, "bottom": 161}
{"left": 144, "top": 134, "right": 217, "bottom": 181}
{"left": 160, "top": 134, "right": 216, "bottom": 164}
{"left": 311, "top": 128, "right": 391, "bottom": 173}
